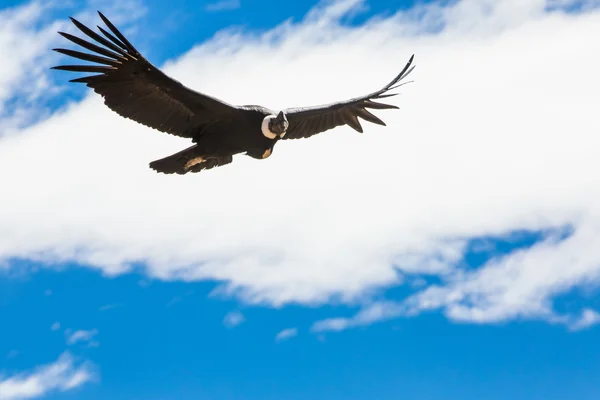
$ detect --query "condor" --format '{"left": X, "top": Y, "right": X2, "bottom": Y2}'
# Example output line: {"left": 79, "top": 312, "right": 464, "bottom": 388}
{"left": 52, "top": 12, "right": 415, "bottom": 175}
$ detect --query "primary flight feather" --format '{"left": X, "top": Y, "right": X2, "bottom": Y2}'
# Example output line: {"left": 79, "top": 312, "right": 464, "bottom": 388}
{"left": 52, "top": 11, "right": 415, "bottom": 175}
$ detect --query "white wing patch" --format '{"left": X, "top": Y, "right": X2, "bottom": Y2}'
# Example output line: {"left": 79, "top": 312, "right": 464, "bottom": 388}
{"left": 185, "top": 156, "right": 204, "bottom": 170}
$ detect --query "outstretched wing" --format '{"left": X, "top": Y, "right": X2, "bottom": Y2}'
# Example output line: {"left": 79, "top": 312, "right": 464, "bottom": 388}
{"left": 52, "top": 11, "right": 239, "bottom": 139}
{"left": 282, "top": 55, "right": 415, "bottom": 140}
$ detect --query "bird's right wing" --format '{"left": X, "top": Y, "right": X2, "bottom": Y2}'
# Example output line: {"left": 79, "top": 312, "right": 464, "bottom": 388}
{"left": 282, "top": 55, "right": 415, "bottom": 140}
{"left": 52, "top": 11, "right": 239, "bottom": 139}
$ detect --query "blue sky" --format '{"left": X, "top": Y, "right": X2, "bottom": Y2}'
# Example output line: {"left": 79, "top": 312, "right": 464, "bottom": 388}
{"left": 4, "top": 258, "right": 600, "bottom": 400}
{"left": 1, "top": 0, "right": 600, "bottom": 399}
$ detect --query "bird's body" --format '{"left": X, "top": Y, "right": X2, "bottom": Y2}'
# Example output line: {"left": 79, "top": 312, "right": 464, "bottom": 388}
{"left": 150, "top": 105, "right": 280, "bottom": 174}
{"left": 52, "top": 12, "right": 415, "bottom": 175}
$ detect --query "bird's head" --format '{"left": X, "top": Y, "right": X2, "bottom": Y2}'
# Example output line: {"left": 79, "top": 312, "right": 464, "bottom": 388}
{"left": 262, "top": 111, "right": 289, "bottom": 139}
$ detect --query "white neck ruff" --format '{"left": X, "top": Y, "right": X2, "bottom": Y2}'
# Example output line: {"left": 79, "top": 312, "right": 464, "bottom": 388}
{"left": 261, "top": 116, "right": 278, "bottom": 139}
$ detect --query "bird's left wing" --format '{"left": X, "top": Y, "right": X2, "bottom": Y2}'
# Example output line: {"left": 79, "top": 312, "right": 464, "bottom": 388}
{"left": 52, "top": 11, "right": 239, "bottom": 139}
{"left": 282, "top": 55, "right": 415, "bottom": 140}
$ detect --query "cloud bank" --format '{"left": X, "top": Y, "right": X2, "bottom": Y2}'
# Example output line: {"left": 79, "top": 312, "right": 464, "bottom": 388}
{"left": 0, "top": 0, "right": 599, "bottom": 330}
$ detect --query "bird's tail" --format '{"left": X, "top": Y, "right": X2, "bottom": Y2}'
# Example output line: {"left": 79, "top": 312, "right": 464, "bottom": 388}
{"left": 149, "top": 145, "right": 233, "bottom": 175}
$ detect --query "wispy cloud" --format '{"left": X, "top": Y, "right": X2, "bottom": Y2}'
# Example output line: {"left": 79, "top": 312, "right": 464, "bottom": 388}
{"left": 275, "top": 328, "right": 298, "bottom": 342}
{"left": 65, "top": 329, "right": 98, "bottom": 346}
{"left": 205, "top": 0, "right": 241, "bottom": 12}
{"left": 312, "top": 302, "right": 403, "bottom": 332}
{"left": 166, "top": 290, "right": 194, "bottom": 307}
{"left": 0, "top": 352, "right": 94, "bottom": 400}
{"left": 568, "top": 309, "right": 600, "bottom": 331}
{"left": 98, "top": 303, "right": 123, "bottom": 312}
{"left": 223, "top": 311, "right": 245, "bottom": 328}
{"left": 0, "top": 0, "right": 599, "bottom": 331}
{"left": 50, "top": 322, "right": 60, "bottom": 332}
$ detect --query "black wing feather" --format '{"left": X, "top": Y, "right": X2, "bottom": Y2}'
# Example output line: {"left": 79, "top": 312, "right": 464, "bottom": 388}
{"left": 283, "top": 55, "right": 415, "bottom": 140}
{"left": 51, "top": 11, "right": 238, "bottom": 139}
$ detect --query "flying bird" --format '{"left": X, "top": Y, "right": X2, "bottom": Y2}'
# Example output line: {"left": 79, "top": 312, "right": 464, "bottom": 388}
{"left": 52, "top": 12, "right": 415, "bottom": 175}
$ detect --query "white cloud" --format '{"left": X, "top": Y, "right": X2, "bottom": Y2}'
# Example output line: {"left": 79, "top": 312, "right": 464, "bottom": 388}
{"left": 312, "top": 301, "right": 403, "bottom": 332}
{"left": 0, "top": 352, "right": 94, "bottom": 400}
{"left": 205, "top": 0, "right": 241, "bottom": 12}
{"left": 223, "top": 311, "right": 246, "bottom": 328}
{"left": 50, "top": 322, "right": 60, "bottom": 331}
{"left": 402, "top": 227, "right": 600, "bottom": 324}
{"left": 65, "top": 329, "right": 98, "bottom": 346}
{"left": 275, "top": 328, "right": 298, "bottom": 342}
{"left": 568, "top": 308, "right": 600, "bottom": 331}
{"left": 0, "top": 0, "right": 600, "bottom": 329}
